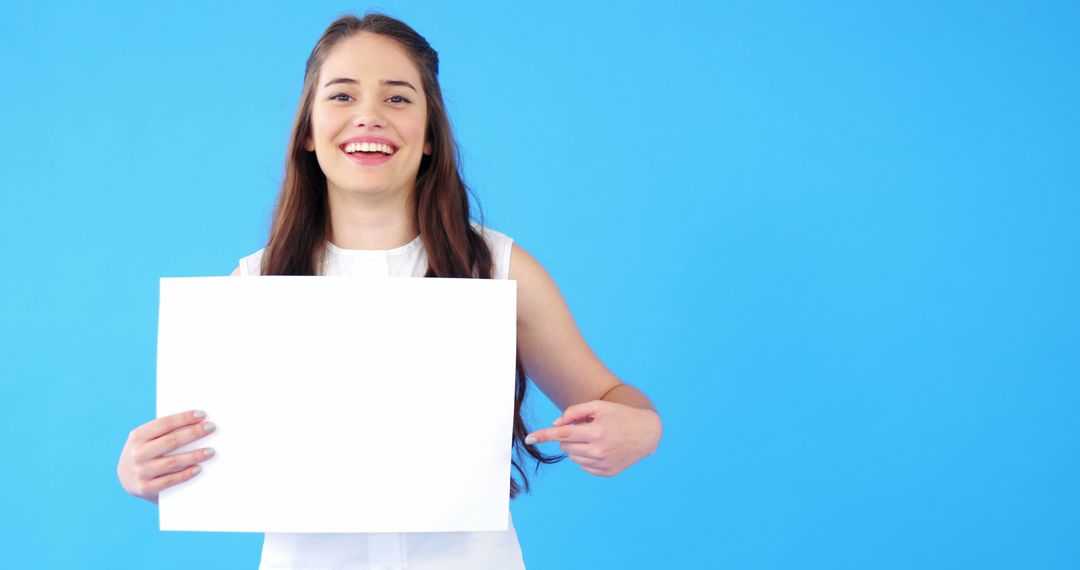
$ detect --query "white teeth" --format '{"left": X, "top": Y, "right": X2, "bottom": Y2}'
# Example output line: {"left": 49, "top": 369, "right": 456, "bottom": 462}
{"left": 344, "top": 142, "right": 394, "bottom": 155}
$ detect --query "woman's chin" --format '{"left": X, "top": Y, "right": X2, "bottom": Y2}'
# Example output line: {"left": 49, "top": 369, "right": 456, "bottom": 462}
{"left": 327, "top": 180, "right": 407, "bottom": 199}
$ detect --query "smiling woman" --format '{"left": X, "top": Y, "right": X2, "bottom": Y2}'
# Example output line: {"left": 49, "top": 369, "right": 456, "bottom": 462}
{"left": 115, "top": 11, "right": 663, "bottom": 569}
{"left": 305, "top": 33, "right": 430, "bottom": 208}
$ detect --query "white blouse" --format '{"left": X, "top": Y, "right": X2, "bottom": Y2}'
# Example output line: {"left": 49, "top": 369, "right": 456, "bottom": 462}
{"left": 238, "top": 225, "right": 527, "bottom": 570}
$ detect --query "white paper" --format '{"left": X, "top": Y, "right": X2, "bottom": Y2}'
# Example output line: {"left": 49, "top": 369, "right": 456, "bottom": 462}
{"left": 155, "top": 276, "right": 517, "bottom": 533}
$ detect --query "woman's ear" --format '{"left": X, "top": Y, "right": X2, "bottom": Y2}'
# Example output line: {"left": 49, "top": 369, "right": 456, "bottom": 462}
{"left": 423, "top": 141, "right": 432, "bottom": 155}
{"left": 305, "top": 136, "right": 315, "bottom": 152}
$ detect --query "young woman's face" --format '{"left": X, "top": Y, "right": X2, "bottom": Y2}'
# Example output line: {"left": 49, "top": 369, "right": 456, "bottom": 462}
{"left": 306, "top": 32, "right": 430, "bottom": 198}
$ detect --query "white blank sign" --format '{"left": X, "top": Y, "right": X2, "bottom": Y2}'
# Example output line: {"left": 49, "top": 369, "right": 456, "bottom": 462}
{"left": 156, "top": 276, "right": 517, "bottom": 533}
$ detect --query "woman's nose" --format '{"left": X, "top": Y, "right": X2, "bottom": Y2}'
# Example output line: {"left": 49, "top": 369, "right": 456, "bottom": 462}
{"left": 352, "top": 114, "right": 385, "bottom": 128}
{"left": 351, "top": 100, "right": 386, "bottom": 129}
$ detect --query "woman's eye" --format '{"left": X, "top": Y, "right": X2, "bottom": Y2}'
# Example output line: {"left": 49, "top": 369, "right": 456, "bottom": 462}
{"left": 388, "top": 95, "right": 411, "bottom": 104}
{"left": 329, "top": 93, "right": 352, "bottom": 102}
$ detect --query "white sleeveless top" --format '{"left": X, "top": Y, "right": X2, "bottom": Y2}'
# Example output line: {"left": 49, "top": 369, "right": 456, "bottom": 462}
{"left": 237, "top": 225, "right": 527, "bottom": 570}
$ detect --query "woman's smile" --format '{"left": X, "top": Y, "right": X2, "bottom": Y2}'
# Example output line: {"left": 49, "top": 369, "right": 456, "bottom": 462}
{"left": 338, "top": 136, "right": 399, "bottom": 166}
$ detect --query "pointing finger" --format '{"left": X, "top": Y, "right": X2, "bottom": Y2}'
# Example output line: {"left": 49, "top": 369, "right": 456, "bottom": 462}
{"left": 525, "top": 424, "right": 593, "bottom": 445}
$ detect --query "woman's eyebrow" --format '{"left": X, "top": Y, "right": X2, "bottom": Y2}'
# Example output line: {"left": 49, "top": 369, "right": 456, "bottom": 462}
{"left": 321, "top": 77, "right": 418, "bottom": 92}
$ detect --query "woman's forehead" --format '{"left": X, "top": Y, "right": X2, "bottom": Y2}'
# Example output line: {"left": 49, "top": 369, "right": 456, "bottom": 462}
{"left": 318, "top": 33, "right": 423, "bottom": 88}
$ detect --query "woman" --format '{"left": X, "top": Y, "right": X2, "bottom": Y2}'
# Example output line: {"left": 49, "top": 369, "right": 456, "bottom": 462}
{"left": 117, "top": 12, "right": 662, "bottom": 568}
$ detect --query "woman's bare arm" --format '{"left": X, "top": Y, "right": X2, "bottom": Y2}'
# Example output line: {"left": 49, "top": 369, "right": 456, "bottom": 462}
{"left": 511, "top": 243, "right": 662, "bottom": 476}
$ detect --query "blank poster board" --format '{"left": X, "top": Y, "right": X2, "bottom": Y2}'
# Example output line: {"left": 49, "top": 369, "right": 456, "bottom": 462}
{"left": 155, "top": 276, "right": 517, "bottom": 533}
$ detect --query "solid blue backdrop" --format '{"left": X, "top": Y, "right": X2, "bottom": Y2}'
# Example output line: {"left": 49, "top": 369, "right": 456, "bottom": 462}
{"left": 1, "top": 0, "right": 1077, "bottom": 568}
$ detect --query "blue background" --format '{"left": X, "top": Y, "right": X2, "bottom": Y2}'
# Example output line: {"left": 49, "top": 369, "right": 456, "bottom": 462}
{"left": 2, "top": 1, "right": 1078, "bottom": 568}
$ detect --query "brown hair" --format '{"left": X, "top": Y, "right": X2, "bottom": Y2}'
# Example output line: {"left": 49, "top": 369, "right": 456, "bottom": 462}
{"left": 260, "top": 12, "right": 562, "bottom": 497}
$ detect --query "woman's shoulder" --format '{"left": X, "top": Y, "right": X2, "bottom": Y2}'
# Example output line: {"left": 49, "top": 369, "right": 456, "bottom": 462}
{"left": 472, "top": 222, "right": 514, "bottom": 280}
{"left": 472, "top": 222, "right": 512, "bottom": 243}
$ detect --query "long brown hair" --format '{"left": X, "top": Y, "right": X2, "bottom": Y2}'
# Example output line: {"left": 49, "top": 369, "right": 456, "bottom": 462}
{"left": 260, "top": 12, "right": 562, "bottom": 497}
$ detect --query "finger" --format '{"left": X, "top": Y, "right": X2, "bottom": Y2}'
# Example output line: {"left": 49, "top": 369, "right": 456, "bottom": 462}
{"left": 559, "top": 442, "right": 601, "bottom": 459}
{"left": 143, "top": 464, "right": 203, "bottom": 496}
{"left": 137, "top": 421, "right": 217, "bottom": 462}
{"left": 144, "top": 447, "right": 216, "bottom": 479}
{"left": 566, "top": 453, "right": 603, "bottom": 468}
{"left": 554, "top": 416, "right": 595, "bottom": 427}
{"left": 525, "top": 424, "right": 594, "bottom": 445}
{"left": 129, "top": 410, "right": 206, "bottom": 444}
{"left": 581, "top": 465, "right": 613, "bottom": 477}
{"left": 553, "top": 400, "right": 606, "bottom": 426}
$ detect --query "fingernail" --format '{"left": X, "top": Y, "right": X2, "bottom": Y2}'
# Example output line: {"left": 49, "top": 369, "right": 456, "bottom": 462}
{"left": 193, "top": 410, "right": 206, "bottom": 419}
{"left": 525, "top": 435, "right": 537, "bottom": 445}
{"left": 192, "top": 466, "right": 202, "bottom": 475}
{"left": 203, "top": 422, "right": 217, "bottom": 433}
{"left": 203, "top": 448, "right": 216, "bottom": 458}
{"left": 552, "top": 416, "right": 561, "bottom": 425}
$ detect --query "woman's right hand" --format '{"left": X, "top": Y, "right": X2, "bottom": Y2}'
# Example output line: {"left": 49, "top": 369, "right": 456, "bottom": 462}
{"left": 117, "top": 409, "right": 218, "bottom": 504}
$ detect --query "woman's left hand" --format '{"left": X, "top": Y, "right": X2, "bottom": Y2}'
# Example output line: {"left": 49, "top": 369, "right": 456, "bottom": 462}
{"left": 524, "top": 400, "right": 662, "bottom": 477}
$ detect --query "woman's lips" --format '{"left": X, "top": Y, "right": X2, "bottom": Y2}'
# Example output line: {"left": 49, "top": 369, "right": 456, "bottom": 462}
{"left": 341, "top": 148, "right": 394, "bottom": 165}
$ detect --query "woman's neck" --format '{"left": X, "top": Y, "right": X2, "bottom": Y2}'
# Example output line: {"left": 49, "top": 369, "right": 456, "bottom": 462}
{"left": 326, "top": 184, "right": 418, "bottom": 250}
